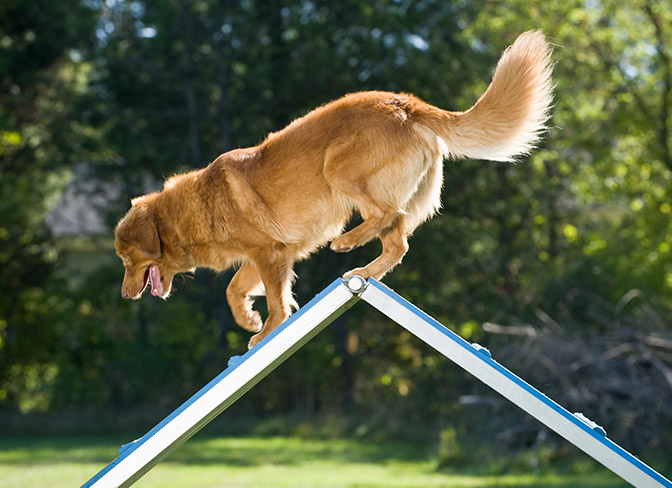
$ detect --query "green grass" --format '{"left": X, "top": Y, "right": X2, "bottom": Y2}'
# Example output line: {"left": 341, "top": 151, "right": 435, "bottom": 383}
{"left": 0, "top": 434, "right": 631, "bottom": 488}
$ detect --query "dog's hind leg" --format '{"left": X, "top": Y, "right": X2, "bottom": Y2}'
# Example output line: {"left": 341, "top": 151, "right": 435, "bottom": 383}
{"left": 226, "top": 262, "right": 265, "bottom": 333}
{"left": 344, "top": 218, "right": 409, "bottom": 280}
{"left": 324, "top": 130, "right": 439, "bottom": 254}
{"left": 330, "top": 197, "right": 400, "bottom": 253}
{"left": 325, "top": 150, "right": 407, "bottom": 254}
{"left": 343, "top": 152, "right": 444, "bottom": 280}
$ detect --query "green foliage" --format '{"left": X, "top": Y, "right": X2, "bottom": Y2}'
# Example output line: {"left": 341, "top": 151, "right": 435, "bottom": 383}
{"left": 0, "top": 0, "right": 97, "bottom": 410}
{"left": 0, "top": 0, "right": 670, "bottom": 458}
{"left": 437, "top": 427, "right": 464, "bottom": 466}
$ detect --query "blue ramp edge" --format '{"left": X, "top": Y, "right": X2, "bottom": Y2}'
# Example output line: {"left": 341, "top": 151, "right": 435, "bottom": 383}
{"left": 365, "top": 278, "right": 672, "bottom": 488}
{"left": 81, "top": 277, "right": 345, "bottom": 488}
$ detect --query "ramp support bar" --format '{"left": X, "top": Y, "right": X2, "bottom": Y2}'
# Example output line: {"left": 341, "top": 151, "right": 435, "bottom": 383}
{"left": 81, "top": 276, "right": 671, "bottom": 488}
{"left": 360, "top": 279, "right": 671, "bottom": 488}
{"left": 82, "top": 278, "right": 359, "bottom": 488}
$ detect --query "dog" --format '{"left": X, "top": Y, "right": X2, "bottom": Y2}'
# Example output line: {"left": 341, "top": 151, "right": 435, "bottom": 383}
{"left": 115, "top": 30, "right": 553, "bottom": 348}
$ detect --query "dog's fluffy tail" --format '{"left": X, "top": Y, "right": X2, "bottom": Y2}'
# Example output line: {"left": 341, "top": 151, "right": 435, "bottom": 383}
{"left": 420, "top": 30, "right": 554, "bottom": 162}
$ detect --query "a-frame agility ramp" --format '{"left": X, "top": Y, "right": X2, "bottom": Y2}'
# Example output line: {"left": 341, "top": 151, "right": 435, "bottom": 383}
{"left": 81, "top": 276, "right": 672, "bottom": 488}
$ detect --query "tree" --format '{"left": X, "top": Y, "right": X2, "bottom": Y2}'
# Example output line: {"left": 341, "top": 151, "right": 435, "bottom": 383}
{"left": 69, "top": 0, "right": 485, "bottom": 413}
{"left": 0, "top": 0, "right": 97, "bottom": 410}
{"left": 2, "top": 1, "right": 670, "bottom": 454}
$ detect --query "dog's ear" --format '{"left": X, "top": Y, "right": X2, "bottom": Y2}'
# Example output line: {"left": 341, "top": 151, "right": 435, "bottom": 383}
{"left": 117, "top": 212, "right": 161, "bottom": 259}
{"left": 134, "top": 216, "right": 161, "bottom": 259}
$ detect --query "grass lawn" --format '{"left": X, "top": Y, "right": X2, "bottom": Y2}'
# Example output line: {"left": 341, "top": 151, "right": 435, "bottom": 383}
{"left": 0, "top": 434, "right": 631, "bottom": 488}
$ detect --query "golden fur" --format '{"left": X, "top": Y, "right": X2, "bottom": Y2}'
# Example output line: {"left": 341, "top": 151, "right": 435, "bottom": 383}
{"left": 115, "top": 31, "right": 554, "bottom": 348}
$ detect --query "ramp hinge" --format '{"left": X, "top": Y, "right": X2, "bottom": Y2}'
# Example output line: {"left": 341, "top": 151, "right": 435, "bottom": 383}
{"left": 345, "top": 275, "right": 368, "bottom": 295}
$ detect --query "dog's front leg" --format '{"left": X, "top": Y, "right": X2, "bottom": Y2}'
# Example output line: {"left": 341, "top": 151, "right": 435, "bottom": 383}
{"left": 247, "top": 250, "right": 296, "bottom": 349}
{"left": 226, "top": 262, "right": 264, "bottom": 333}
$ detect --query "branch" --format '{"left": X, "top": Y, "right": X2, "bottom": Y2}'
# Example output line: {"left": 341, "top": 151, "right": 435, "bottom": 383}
{"left": 482, "top": 322, "right": 538, "bottom": 337}
{"left": 650, "top": 357, "right": 672, "bottom": 390}
{"left": 645, "top": 335, "right": 672, "bottom": 352}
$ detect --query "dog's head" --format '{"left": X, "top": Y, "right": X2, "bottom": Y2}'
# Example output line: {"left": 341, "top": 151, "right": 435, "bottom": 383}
{"left": 114, "top": 194, "right": 178, "bottom": 300}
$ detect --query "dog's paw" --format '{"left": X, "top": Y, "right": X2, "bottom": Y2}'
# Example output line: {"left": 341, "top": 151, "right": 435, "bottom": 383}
{"left": 237, "top": 310, "right": 263, "bottom": 333}
{"left": 248, "top": 331, "right": 266, "bottom": 349}
{"left": 343, "top": 267, "right": 371, "bottom": 281}
{"left": 248, "top": 311, "right": 263, "bottom": 332}
{"left": 330, "top": 235, "right": 355, "bottom": 253}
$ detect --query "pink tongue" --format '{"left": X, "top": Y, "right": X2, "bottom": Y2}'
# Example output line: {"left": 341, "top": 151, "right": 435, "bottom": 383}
{"left": 149, "top": 265, "right": 163, "bottom": 297}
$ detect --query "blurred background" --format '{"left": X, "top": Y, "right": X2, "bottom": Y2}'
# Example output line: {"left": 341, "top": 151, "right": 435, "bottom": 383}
{"left": 1, "top": 0, "right": 671, "bottom": 469}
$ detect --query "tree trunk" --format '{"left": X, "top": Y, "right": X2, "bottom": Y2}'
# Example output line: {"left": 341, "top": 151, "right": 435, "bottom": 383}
{"left": 178, "top": 0, "right": 202, "bottom": 165}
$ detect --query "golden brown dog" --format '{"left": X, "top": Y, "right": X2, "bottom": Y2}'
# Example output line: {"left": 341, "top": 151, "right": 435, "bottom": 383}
{"left": 115, "top": 31, "right": 553, "bottom": 348}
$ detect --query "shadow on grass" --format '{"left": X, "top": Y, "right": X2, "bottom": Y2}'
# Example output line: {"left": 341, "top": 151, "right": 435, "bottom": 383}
{"left": 0, "top": 435, "right": 433, "bottom": 467}
{"left": 170, "top": 436, "right": 433, "bottom": 467}
{"left": 0, "top": 435, "right": 639, "bottom": 488}
{"left": 0, "top": 435, "right": 121, "bottom": 465}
